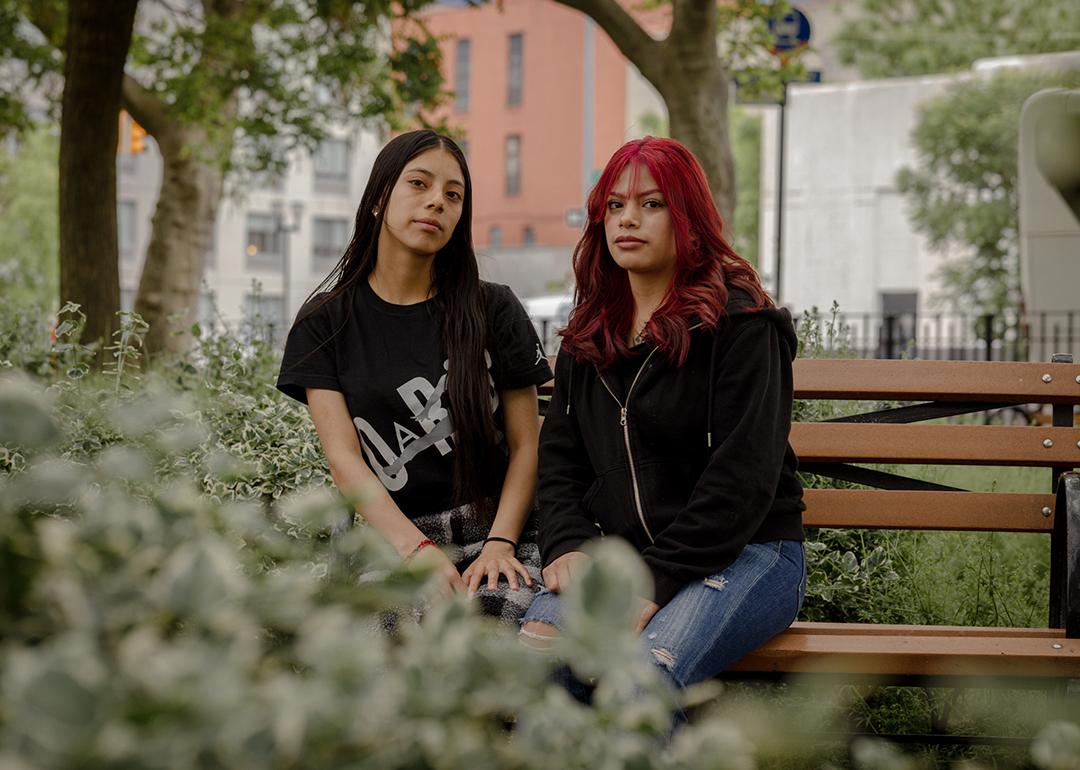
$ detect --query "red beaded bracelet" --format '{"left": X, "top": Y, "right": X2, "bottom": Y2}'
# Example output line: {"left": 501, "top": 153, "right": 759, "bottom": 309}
{"left": 406, "top": 538, "right": 437, "bottom": 561}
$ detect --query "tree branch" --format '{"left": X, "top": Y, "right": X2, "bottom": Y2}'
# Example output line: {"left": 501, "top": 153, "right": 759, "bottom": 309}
{"left": 121, "top": 75, "right": 177, "bottom": 150}
{"left": 669, "top": 0, "right": 716, "bottom": 50}
{"left": 25, "top": 1, "right": 66, "bottom": 49}
{"left": 551, "top": 0, "right": 665, "bottom": 84}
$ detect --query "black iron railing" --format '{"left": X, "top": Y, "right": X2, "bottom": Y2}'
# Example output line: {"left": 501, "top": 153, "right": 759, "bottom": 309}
{"left": 794, "top": 311, "right": 1079, "bottom": 361}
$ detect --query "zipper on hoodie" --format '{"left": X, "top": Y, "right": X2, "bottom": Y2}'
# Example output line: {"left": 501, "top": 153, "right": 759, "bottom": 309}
{"left": 596, "top": 347, "right": 660, "bottom": 543}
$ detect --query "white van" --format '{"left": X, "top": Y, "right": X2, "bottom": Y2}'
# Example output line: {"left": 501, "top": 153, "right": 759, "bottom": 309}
{"left": 523, "top": 292, "right": 574, "bottom": 355}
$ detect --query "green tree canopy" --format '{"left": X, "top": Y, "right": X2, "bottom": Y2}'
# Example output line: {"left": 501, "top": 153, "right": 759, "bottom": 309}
{"left": 1, "top": 0, "right": 447, "bottom": 352}
{"left": 122, "top": 0, "right": 445, "bottom": 177}
{"left": 836, "top": 0, "right": 1080, "bottom": 79}
{"left": 0, "top": 129, "right": 58, "bottom": 306}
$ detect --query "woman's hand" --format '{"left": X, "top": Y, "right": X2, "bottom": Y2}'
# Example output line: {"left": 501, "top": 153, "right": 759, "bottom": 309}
{"left": 462, "top": 541, "right": 534, "bottom": 594}
{"left": 411, "top": 544, "right": 468, "bottom": 599}
{"left": 633, "top": 599, "right": 660, "bottom": 634}
{"left": 541, "top": 550, "right": 591, "bottom": 593}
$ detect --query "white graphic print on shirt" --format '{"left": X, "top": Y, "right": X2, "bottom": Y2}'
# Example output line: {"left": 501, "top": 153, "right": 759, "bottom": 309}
{"left": 353, "top": 353, "right": 499, "bottom": 492}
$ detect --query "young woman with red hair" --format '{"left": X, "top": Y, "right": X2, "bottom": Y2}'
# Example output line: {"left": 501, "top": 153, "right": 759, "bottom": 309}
{"left": 519, "top": 137, "right": 806, "bottom": 693}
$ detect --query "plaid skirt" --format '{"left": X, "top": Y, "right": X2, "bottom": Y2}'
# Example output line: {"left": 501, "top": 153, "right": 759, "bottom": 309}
{"left": 329, "top": 501, "right": 544, "bottom": 628}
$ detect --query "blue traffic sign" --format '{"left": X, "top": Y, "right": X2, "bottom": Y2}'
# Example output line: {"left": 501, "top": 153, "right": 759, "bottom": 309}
{"left": 769, "top": 7, "right": 811, "bottom": 53}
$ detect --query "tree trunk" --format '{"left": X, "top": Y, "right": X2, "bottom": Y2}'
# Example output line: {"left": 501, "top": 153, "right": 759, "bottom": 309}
{"left": 133, "top": 123, "right": 228, "bottom": 355}
{"left": 661, "top": 62, "right": 736, "bottom": 227}
{"left": 58, "top": 0, "right": 139, "bottom": 349}
{"left": 553, "top": 0, "right": 737, "bottom": 226}
{"left": 120, "top": 72, "right": 236, "bottom": 356}
{"left": 120, "top": 0, "right": 245, "bottom": 356}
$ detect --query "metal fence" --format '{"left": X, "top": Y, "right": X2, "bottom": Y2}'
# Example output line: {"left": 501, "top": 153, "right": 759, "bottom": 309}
{"left": 262, "top": 308, "right": 1079, "bottom": 362}
{"left": 533, "top": 310, "right": 1079, "bottom": 361}
{"left": 794, "top": 310, "right": 1079, "bottom": 362}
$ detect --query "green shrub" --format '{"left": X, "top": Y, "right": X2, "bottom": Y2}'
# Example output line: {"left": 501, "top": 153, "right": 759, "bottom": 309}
{"left": 2, "top": 302, "right": 1077, "bottom": 767}
{"left": 0, "top": 375, "right": 790, "bottom": 769}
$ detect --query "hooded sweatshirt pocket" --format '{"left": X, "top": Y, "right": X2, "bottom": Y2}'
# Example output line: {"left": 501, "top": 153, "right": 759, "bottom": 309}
{"left": 632, "top": 459, "right": 700, "bottom": 534}
{"left": 589, "top": 466, "right": 639, "bottom": 542}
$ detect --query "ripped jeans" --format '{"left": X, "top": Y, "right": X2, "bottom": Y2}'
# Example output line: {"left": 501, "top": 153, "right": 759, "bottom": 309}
{"left": 519, "top": 540, "right": 805, "bottom": 689}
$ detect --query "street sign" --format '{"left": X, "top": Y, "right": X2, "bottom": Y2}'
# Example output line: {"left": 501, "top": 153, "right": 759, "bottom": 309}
{"left": 769, "top": 7, "right": 811, "bottom": 54}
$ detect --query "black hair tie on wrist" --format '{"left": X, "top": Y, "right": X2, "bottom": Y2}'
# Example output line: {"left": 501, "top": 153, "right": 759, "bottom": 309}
{"left": 483, "top": 536, "right": 517, "bottom": 549}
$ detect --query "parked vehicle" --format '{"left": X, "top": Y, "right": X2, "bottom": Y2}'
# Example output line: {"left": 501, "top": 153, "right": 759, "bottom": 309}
{"left": 523, "top": 292, "right": 573, "bottom": 355}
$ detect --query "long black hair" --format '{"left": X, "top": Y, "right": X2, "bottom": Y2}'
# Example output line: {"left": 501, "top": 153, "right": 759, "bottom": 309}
{"left": 297, "top": 129, "right": 498, "bottom": 516}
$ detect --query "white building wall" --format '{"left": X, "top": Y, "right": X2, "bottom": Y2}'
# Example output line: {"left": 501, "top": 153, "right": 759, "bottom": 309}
{"left": 761, "top": 52, "right": 1080, "bottom": 318}
{"left": 624, "top": 63, "right": 666, "bottom": 139}
{"left": 760, "top": 73, "right": 959, "bottom": 315}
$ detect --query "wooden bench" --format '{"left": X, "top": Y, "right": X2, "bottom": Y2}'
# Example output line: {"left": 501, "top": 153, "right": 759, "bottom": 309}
{"left": 541, "top": 356, "right": 1080, "bottom": 691}
{"left": 731, "top": 357, "right": 1080, "bottom": 691}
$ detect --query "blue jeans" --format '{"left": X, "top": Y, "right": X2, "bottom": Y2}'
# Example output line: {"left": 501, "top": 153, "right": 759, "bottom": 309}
{"left": 520, "top": 540, "right": 806, "bottom": 689}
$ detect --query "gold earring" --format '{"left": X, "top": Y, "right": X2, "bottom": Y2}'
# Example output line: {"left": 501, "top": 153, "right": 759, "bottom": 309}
{"left": 372, "top": 208, "right": 380, "bottom": 217}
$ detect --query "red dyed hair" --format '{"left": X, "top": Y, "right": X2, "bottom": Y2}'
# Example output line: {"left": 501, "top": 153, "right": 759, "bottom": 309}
{"left": 561, "top": 136, "right": 772, "bottom": 369}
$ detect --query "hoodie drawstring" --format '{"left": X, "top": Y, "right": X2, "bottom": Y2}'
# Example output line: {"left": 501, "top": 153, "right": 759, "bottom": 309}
{"left": 565, "top": 355, "right": 573, "bottom": 415}
{"left": 706, "top": 328, "right": 719, "bottom": 452}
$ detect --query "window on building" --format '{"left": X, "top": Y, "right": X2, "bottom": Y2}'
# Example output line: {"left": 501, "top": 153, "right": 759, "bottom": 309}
{"left": 454, "top": 38, "right": 471, "bottom": 113}
{"left": 313, "top": 138, "right": 350, "bottom": 194}
{"left": 243, "top": 292, "right": 286, "bottom": 345}
{"left": 505, "top": 135, "right": 521, "bottom": 196}
{"left": 118, "top": 200, "right": 136, "bottom": 262}
{"left": 312, "top": 217, "right": 350, "bottom": 270}
{"left": 256, "top": 172, "right": 285, "bottom": 192}
{"left": 522, "top": 225, "right": 535, "bottom": 245}
{"left": 507, "top": 33, "right": 523, "bottom": 107}
{"left": 117, "top": 154, "right": 137, "bottom": 175}
{"left": 245, "top": 212, "right": 282, "bottom": 271}
{"left": 489, "top": 226, "right": 502, "bottom": 247}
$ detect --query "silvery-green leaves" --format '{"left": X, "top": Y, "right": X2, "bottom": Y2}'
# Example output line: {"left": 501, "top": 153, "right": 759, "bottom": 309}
{"left": 1032, "top": 721, "right": 1080, "bottom": 770}
{"left": 5, "top": 304, "right": 1075, "bottom": 767}
{"left": 0, "top": 374, "right": 59, "bottom": 454}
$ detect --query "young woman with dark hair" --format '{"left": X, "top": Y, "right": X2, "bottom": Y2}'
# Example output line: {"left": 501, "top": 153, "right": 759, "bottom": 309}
{"left": 520, "top": 137, "right": 806, "bottom": 689}
{"left": 276, "top": 130, "right": 552, "bottom": 623}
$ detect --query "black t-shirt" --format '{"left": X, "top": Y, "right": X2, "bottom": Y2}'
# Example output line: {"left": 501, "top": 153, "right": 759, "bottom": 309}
{"left": 276, "top": 280, "right": 553, "bottom": 517}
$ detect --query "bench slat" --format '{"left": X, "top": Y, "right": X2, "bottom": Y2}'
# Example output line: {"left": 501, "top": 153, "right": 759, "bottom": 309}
{"left": 783, "top": 621, "right": 1063, "bottom": 638}
{"left": 793, "top": 423, "right": 1080, "bottom": 466}
{"left": 794, "top": 359, "right": 1080, "bottom": 404}
{"left": 539, "top": 359, "right": 1080, "bottom": 406}
{"left": 732, "top": 625, "right": 1080, "bottom": 678}
{"left": 803, "top": 489, "right": 1056, "bottom": 532}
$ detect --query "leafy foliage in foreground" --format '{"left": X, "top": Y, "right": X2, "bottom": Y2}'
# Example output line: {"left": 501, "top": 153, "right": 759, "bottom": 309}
{"left": 0, "top": 372, "right": 787, "bottom": 769}
{"left": 1, "top": 303, "right": 1078, "bottom": 767}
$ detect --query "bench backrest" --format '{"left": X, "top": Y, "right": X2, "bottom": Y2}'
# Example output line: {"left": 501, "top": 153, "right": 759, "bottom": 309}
{"left": 790, "top": 359, "right": 1079, "bottom": 534}
{"left": 792, "top": 358, "right": 1080, "bottom": 635}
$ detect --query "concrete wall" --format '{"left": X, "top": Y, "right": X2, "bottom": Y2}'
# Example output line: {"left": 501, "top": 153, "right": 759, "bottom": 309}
{"left": 759, "top": 74, "right": 960, "bottom": 315}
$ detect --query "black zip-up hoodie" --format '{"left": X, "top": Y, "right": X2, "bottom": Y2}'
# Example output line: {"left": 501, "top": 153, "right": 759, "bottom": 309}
{"left": 537, "top": 290, "right": 805, "bottom": 607}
